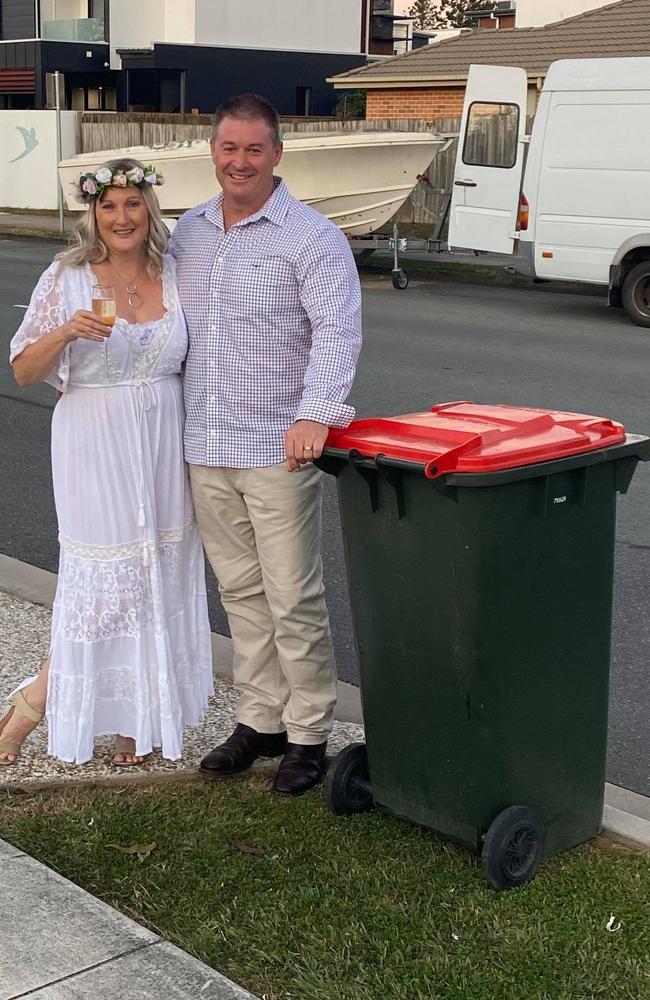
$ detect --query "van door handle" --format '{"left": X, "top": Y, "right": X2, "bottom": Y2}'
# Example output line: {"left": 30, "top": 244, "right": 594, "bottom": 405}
{"left": 454, "top": 179, "right": 477, "bottom": 188}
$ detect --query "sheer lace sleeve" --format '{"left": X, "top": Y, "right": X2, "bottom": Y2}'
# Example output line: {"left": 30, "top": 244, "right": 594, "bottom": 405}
{"left": 9, "top": 263, "right": 70, "bottom": 392}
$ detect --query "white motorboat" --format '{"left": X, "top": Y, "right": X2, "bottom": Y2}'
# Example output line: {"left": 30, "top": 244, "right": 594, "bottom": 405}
{"left": 58, "top": 131, "right": 444, "bottom": 236}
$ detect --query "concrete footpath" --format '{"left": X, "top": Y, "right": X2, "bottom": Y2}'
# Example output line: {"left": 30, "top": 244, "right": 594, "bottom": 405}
{"left": 0, "top": 211, "right": 73, "bottom": 240}
{"left": 1, "top": 838, "right": 256, "bottom": 999}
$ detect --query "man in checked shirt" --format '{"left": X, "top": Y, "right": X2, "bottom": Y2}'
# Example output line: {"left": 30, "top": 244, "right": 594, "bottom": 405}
{"left": 169, "top": 93, "right": 362, "bottom": 796}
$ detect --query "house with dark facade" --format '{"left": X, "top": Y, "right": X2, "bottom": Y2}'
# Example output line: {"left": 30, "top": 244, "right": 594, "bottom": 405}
{"left": 0, "top": 0, "right": 422, "bottom": 114}
{"left": 0, "top": 1, "right": 112, "bottom": 110}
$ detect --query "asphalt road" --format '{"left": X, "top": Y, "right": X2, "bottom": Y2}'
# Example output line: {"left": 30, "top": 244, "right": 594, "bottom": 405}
{"left": 2, "top": 238, "right": 650, "bottom": 796}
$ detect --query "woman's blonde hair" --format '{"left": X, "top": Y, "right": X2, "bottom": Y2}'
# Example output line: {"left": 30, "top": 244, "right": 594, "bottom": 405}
{"left": 55, "top": 158, "right": 169, "bottom": 278}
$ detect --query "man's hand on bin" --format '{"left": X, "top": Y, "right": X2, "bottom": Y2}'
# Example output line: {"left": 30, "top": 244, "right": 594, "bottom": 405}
{"left": 285, "top": 420, "right": 328, "bottom": 472}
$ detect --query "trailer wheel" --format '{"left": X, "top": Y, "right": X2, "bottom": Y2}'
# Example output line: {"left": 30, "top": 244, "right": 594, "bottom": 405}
{"left": 481, "top": 806, "right": 545, "bottom": 890}
{"left": 622, "top": 261, "right": 650, "bottom": 328}
{"left": 391, "top": 268, "right": 409, "bottom": 290}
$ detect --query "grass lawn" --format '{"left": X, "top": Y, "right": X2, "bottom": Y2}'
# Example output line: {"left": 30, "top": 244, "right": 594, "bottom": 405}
{"left": 1, "top": 777, "right": 649, "bottom": 1000}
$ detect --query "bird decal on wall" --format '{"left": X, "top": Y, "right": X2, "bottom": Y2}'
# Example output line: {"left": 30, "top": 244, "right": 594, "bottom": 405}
{"left": 10, "top": 126, "right": 39, "bottom": 162}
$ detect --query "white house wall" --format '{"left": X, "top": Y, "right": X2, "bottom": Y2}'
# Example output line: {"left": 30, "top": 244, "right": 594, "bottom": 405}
{"left": 163, "top": 0, "right": 195, "bottom": 45}
{"left": 194, "top": 0, "right": 363, "bottom": 53}
{"left": 516, "top": 0, "right": 610, "bottom": 27}
{"left": 109, "top": 0, "right": 166, "bottom": 69}
{"left": 0, "top": 111, "right": 78, "bottom": 210}
{"left": 110, "top": 0, "right": 362, "bottom": 70}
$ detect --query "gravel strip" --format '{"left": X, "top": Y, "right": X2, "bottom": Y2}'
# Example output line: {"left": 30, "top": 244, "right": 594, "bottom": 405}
{"left": 0, "top": 590, "right": 364, "bottom": 788}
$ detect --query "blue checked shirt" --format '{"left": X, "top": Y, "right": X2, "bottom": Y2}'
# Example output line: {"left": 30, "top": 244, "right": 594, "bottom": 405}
{"left": 169, "top": 178, "right": 362, "bottom": 468}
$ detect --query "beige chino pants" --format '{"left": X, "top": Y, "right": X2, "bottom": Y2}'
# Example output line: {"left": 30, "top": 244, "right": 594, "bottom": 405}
{"left": 189, "top": 462, "right": 337, "bottom": 744}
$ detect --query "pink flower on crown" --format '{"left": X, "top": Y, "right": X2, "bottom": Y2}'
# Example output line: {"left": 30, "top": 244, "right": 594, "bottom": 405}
{"left": 82, "top": 178, "right": 97, "bottom": 195}
{"left": 127, "top": 166, "right": 144, "bottom": 184}
{"left": 113, "top": 172, "right": 127, "bottom": 187}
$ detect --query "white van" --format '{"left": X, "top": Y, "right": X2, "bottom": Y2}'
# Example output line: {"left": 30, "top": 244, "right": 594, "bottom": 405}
{"left": 448, "top": 58, "right": 650, "bottom": 327}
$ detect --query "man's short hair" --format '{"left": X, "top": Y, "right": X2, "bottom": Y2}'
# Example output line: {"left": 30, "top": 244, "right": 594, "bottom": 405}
{"left": 212, "top": 94, "right": 281, "bottom": 145}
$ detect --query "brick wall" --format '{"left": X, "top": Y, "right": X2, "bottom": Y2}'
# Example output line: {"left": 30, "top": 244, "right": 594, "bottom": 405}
{"left": 366, "top": 86, "right": 466, "bottom": 120}
{"left": 473, "top": 12, "right": 516, "bottom": 27}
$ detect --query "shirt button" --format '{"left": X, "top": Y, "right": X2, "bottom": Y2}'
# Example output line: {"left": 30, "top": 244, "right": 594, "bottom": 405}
{"left": 209, "top": 429, "right": 217, "bottom": 438}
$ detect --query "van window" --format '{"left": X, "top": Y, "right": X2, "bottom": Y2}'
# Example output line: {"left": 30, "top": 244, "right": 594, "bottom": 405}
{"left": 462, "top": 102, "right": 520, "bottom": 169}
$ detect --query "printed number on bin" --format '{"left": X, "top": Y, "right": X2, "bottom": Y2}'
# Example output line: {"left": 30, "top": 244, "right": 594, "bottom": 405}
{"left": 553, "top": 495, "right": 567, "bottom": 505}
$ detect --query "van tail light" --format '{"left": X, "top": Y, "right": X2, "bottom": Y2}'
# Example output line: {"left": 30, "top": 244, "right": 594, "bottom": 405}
{"left": 518, "top": 192, "right": 529, "bottom": 232}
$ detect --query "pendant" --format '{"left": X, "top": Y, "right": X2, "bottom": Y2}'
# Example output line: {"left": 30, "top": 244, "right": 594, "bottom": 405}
{"left": 126, "top": 282, "right": 144, "bottom": 310}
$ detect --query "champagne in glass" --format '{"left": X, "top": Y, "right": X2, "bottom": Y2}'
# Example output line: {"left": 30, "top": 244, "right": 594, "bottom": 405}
{"left": 92, "top": 283, "right": 116, "bottom": 325}
{"left": 91, "top": 284, "right": 116, "bottom": 379}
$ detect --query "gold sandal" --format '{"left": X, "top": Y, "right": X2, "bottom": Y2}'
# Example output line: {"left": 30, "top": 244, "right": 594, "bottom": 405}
{"left": 0, "top": 688, "right": 45, "bottom": 765}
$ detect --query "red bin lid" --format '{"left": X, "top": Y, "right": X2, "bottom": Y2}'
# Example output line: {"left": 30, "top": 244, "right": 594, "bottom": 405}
{"left": 326, "top": 402, "right": 626, "bottom": 479}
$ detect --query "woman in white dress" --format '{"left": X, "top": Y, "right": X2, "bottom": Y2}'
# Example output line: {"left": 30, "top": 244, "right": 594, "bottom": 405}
{"left": 3, "top": 158, "right": 214, "bottom": 766}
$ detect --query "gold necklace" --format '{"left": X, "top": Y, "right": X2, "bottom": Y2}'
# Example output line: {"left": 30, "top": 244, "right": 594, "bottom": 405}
{"left": 108, "top": 260, "right": 146, "bottom": 309}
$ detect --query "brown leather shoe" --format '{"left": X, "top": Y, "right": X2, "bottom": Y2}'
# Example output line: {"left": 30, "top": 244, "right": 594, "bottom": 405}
{"left": 272, "top": 742, "right": 327, "bottom": 797}
{"left": 200, "top": 723, "right": 287, "bottom": 777}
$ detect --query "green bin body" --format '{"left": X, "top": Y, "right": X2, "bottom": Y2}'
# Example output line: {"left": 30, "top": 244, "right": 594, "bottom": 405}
{"left": 322, "top": 403, "right": 650, "bottom": 857}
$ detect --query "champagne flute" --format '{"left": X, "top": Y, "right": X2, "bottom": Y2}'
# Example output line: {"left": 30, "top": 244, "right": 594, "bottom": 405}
{"left": 91, "top": 284, "right": 116, "bottom": 380}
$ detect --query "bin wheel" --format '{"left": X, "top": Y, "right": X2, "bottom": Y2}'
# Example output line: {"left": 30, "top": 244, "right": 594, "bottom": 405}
{"left": 481, "top": 806, "right": 545, "bottom": 890}
{"left": 622, "top": 261, "right": 650, "bottom": 327}
{"left": 323, "top": 743, "right": 374, "bottom": 816}
{"left": 391, "top": 268, "right": 409, "bottom": 290}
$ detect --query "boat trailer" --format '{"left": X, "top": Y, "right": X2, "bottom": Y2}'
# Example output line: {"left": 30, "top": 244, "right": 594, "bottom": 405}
{"left": 348, "top": 133, "right": 464, "bottom": 289}
{"left": 349, "top": 190, "right": 462, "bottom": 290}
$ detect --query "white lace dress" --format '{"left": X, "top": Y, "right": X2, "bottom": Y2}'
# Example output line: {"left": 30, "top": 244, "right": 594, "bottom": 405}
{"left": 9, "top": 256, "right": 214, "bottom": 763}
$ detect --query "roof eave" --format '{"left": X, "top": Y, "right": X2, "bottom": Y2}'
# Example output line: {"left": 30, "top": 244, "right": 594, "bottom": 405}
{"left": 329, "top": 70, "right": 546, "bottom": 89}
{"left": 328, "top": 75, "right": 465, "bottom": 88}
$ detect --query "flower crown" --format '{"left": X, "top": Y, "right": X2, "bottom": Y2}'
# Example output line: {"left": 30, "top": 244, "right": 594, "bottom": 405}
{"left": 72, "top": 164, "right": 165, "bottom": 204}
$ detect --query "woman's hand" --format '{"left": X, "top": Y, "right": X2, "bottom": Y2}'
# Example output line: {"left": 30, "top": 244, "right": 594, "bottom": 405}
{"left": 62, "top": 310, "right": 113, "bottom": 344}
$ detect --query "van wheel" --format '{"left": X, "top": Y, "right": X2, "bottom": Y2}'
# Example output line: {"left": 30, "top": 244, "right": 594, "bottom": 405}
{"left": 622, "top": 262, "right": 650, "bottom": 327}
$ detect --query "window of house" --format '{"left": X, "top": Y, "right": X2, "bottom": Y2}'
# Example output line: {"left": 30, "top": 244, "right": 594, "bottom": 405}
{"left": 462, "top": 102, "right": 519, "bottom": 169}
{"left": 296, "top": 86, "right": 311, "bottom": 116}
{"left": 87, "top": 86, "right": 101, "bottom": 110}
{"left": 71, "top": 87, "right": 85, "bottom": 111}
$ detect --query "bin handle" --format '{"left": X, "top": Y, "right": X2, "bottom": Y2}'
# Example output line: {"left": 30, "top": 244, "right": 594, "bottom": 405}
{"left": 325, "top": 447, "right": 437, "bottom": 478}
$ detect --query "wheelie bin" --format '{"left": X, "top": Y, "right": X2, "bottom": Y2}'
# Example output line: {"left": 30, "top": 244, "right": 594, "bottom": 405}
{"left": 319, "top": 402, "right": 650, "bottom": 889}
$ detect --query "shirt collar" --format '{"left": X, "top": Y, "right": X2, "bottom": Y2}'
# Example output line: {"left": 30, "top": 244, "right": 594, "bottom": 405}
{"left": 203, "top": 177, "right": 290, "bottom": 231}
